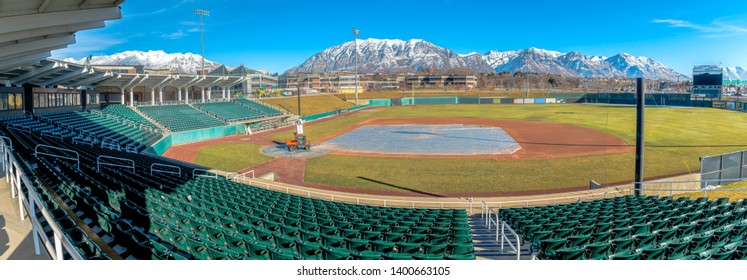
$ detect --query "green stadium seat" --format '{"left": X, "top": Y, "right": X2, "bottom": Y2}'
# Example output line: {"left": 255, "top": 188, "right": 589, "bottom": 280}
{"left": 584, "top": 242, "right": 611, "bottom": 260}
{"left": 689, "top": 235, "right": 712, "bottom": 255}
{"left": 296, "top": 241, "right": 323, "bottom": 260}
{"left": 382, "top": 252, "right": 413, "bottom": 260}
{"left": 244, "top": 241, "right": 271, "bottom": 260}
{"left": 322, "top": 247, "right": 352, "bottom": 260}
{"left": 609, "top": 251, "right": 641, "bottom": 260}
{"left": 611, "top": 237, "right": 636, "bottom": 254}
{"left": 556, "top": 246, "right": 587, "bottom": 260}
{"left": 352, "top": 251, "right": 383, "bottom": 260}
{"left": 396, "top": 242, "right": 423, "bottom": 255}
{"left": 370, "top": 240, "right": 398, "bottom": 254}
{"left": 444, "top": 254, "right": 475, "bottom": 260}
{"left": 639, "top": 246, "right": 667, "bottom": 260}
{"left": 565, "top": 234, "right": 591, "bottom": 248}
{"left": 346, "top": 238, "right": 371, "bottom": 252}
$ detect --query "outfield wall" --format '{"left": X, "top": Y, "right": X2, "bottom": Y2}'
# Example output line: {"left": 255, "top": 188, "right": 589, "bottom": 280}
{"left": 368, "top": 96, "right": 560, "bottom": 106}
{"left": 302, "top": 104, "right": 372, "bottom": 122}
{"left": 145, "top": 124, "right": 246, "bottom": 155}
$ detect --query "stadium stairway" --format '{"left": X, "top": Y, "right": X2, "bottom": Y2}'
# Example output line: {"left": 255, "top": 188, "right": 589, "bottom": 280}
{"left": 128, "top": 106, "right": 170, "bottom": 133}
{"left": 468, "top": 214, "right": 532, "bottom": 260}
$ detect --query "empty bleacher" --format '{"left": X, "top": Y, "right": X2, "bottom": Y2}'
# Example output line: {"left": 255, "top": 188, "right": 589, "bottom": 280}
{"left": 234, "top": 99, "right": 283, "bottom": 117}
{"left": 138, "top": 105, "right": 227, "bottom": 132}
{"left": 194, "top": 102, "right": 265, "bottom": 122}
{"left": 499, "top": 195, "right": 747, "bottom": 260}
{"left": 100, "top": 104, "right": 158, "bottom": 130}
{"left": 39, "top": 111, "right": 161, "bottom": 152}
{"left": 1, "top": 116, "right": 474, "bottom": 260}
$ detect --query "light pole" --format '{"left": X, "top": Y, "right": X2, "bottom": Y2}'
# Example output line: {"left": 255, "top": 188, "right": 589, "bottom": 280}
{"left": 352, "top": 27, "right": 360, "bottom": 106}
{"left": 297, "top": 75, "right": 302, "bottom": 116}
{"left": 194, "top": 8, "right": 210, "bottom": 76}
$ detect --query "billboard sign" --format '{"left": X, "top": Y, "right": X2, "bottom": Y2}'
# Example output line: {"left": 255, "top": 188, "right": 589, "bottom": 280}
{"left": 693, "top": 65, "right": 724, "bottom": 86}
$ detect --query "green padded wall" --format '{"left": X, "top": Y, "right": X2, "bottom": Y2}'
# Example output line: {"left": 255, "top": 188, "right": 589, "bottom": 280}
{"left": 145, "top": 124, "right": 246, "bottom": 155}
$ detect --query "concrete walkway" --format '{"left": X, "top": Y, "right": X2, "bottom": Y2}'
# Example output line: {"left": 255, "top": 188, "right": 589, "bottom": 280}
{"left": 0, "top": 179, "right": 49, "bottom": 260}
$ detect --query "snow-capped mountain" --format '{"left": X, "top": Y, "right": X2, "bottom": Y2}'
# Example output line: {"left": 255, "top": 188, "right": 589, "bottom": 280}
{"left": 61, "top": 50, "right": 221, "bottom": 74}
{"left": 288, "top": 39, "right": 689, "bottom": 81}
{"left": 287, "top": 39, "right": 494, "bottom": 74}
{"left": 724, "top": 67, "right": 747, "bottom": 80}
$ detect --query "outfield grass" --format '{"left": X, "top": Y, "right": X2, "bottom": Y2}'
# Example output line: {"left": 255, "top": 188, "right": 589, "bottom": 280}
{"left": 674, "top": 181, "right": 747, "bottom": 202}
{"left": 193, "top": 142, "right": 273, "bottom": 172}
{"left": 270, "top": 104, "right": 747, "bottom": 194}
{"left": 262, "top": 95, "right": 354, "bottom": 116}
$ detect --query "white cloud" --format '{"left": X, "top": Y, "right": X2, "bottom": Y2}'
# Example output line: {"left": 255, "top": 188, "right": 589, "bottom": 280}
{"left": 161, "top": 30, "right": 187, "bottom": 39}
{"left": 127, "top": 0, "right": 196, "bottom": 18}
{"left": 187, "top": 27, "right": 200, "bottom": 33}
{"left": 652, "top": 18, "right": 747, "bottom": 38}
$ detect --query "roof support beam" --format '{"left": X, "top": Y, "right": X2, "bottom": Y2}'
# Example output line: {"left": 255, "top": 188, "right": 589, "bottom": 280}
{"left": 38, "top": 0, "right": 53, "bottom": 13}
{"left": 38, "top": 68, "right": 92, "bottom": 87}
{"left": 130, "top": 74, "right": 149, "bottom": 89}
{"left": 202, "top": 77, "right": 227, "bottom": 89}
{"left": 2, "top": 22, "right": 104, "bottom": 44}
{"left": 0, "top": 35, "right": 75, "bottom": 59}
{"left": 226, "top": 77, "right": 247, "bottom": 87}
{"left": 152, "top": 75, "right": 172, "bottom": 89}
{"left": 10, "top": 61, "right": 68, "bottom": 85}
{"left": 120, "top": 74, "right": 140, "bottom": 89}
{"left": 0, "top": 52, "right": 52, "bottom": 73}
{"left": 68, "top": 72, "right": 112, "bottom": 88}
{"left": 176, "top": 76, "right": 202, "bottom": 89}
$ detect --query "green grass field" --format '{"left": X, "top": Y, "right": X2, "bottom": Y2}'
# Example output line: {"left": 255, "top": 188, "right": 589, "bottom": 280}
{"left": 673, "top": 181, "right": 747, "bottom": 202}
{"left": 273, "top": 104, "right": 747, "bottom": 194}
{"left": 193, "top": 142, "right": 273, "bottom": 172}
{"left": 193, "top": 103, "right": 747, "bottom": 195}
{"left": 262, "top": 95, "right": 354, "bottom": 117}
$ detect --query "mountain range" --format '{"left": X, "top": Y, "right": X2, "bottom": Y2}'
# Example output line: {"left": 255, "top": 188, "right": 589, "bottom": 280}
{"left": 62, "top": 50, "right": 222, "bottom": 75}
{"left": 60, "top": 41, "right": 730, "bottom": 82}
{"left": 288, "top": 39, "right": 690, "bottom": 81}
{"left": 724, "top": 67, "right": 747, "bottom": 81}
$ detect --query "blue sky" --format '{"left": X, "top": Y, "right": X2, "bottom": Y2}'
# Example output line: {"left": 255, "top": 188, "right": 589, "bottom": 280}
{"left": 52, "top": 0, "right": 747, "bottom": 74}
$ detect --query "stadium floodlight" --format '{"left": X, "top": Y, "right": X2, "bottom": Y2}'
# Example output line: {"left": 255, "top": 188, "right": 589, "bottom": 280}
{"left": 352, "top": 27, "right": 360, "bottom": 106}
{"left": 194, "top": 8, "right": 210, "bottom": 76}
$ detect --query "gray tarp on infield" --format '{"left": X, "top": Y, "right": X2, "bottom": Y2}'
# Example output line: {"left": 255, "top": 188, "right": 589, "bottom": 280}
{"left": 318, "top": 125, "right": 521, "bottom": 155}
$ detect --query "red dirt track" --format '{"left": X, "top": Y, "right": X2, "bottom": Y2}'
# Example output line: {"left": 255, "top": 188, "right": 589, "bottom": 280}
{"left": 162, "top": 112, "right": 634, "bottom": 197}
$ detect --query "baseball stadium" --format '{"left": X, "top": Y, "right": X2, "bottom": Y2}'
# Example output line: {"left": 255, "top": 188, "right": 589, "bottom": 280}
{"left": 3, "top": 0, "right": 747, "bottom": 264}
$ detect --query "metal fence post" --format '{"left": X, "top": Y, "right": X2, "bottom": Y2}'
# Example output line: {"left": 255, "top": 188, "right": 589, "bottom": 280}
{"left": 30, "top": 199, "right": 40, "bottom": 255}
{"left": 16, "top": 166, "right": 24, "bottom": 221}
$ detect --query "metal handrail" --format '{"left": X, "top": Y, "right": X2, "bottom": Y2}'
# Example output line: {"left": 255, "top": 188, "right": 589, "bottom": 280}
{"left": 96, "top": 155, "right": 135, "bottom": 173}
{"left": 150, "top": 163, "right": 181, "bottom": 176}
{"left": 233, "top": 176, "right": 474, "bottom": 210}
{"left": 241, "top": 170, "right": 255, "bottom": 178}
{"left": 192, "top": 168, "right": 218, "bottom": 179}
{"left": 0, "top": 136, "right": 12, "bottom": 151}
{"left": 499, "top": 218, "right": 521, "bottom": 260}
{"left": 3, "top": 142, "right": 83, "bottom": 259}
{"left": 480, "top": 188, "right": 630, "bottom": 210}
{"left": 101, "top": 137, "right": 121, "bottom": 151}
{"left": 34, "top": 144, "right": 80, "bottom": 170}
